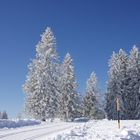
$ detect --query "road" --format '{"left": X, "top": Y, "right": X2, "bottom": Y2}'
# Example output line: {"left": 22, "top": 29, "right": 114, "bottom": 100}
{"left": 0, "top": 122, "right": 83, "bottom": 140}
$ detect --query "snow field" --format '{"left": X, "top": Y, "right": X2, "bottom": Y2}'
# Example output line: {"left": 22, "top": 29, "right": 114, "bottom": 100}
{"left": 0, "top": 120, "right": 140, "bottom": 140}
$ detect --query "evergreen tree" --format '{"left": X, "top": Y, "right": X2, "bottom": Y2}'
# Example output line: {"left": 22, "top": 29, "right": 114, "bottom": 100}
{"left": 59, "top": 53, "right": 79, "bottom": 121}
{"left": 0, "top": 111, "right": 2, "bottom": 119}
{"left": 105, "top": 49, "right": 128, "bottom": 120}
{"left": 1, "top": 111, "right": 8, "bottom": 119}
{"left": 137, "top": 87, "right": 140, "bottom": 119}
{"left": 116, "top": 49, "right": 129, "bottom": 119}
{"left": 126, "top": 46, "right": 140, "bottom": 119}
{"left": 23, "top": 27, "right": 60, "bottom": 120}
{"left": 83, "top": 72, "right": 103, "bottom": 119}
{"left": 105, "top": 52, "right": 119, "bottom": 119}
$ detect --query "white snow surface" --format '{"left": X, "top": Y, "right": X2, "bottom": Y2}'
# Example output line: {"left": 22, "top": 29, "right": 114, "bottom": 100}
{"left": 0, "top": 119, "right": 140, "bottom": 140}
{"left": 53, "top": 120, "right": 140, "bottom": 140}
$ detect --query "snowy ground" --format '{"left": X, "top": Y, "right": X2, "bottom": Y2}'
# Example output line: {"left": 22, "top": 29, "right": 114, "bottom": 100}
{"left": 0, "top": 119, "right": 140, "bottom": 140}
{"left": 52, "top": 120, "right": 140, "bottom": 140}
{"left": 0, "top": 121, "right": 82, "bottom": 140}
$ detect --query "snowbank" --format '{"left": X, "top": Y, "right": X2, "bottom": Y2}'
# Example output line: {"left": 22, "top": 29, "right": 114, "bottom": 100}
{"left": 0, "top": 119, "right": 41, "bottom": 129}
{"left": 52, "top": 120, "right": 140, "bottom": 140}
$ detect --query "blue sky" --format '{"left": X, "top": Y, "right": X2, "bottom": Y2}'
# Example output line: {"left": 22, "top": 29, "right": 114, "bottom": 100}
{"left": 0, "top": 0, "right": 140, "bottom": 118}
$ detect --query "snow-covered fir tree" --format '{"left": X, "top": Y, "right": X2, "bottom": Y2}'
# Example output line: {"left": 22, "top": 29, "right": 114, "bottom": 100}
{"left": 83, "top": 72, "right": 104, "bottom": 119}
{"left": 105, "top": 53, "right": 118, "bottom": 120}
{"left": 137, "top": 87, "right": 140, "bottom": 119}
{"left": 0, "top": 111, "right": 2, "bottom": 119}
{"left": 59, "top": 53, "right": 79, "bottom": 121}
{"left": 1, "top": 111, "right": 8, "bottom": 119}
{"left": 114, "top": 49, "right": 128, "bottom": 120}
{"left": 105, "top": 49, "right": 128, "bottom": 120}
{"left": 126, "top": 46, "right": 140, "bottom": 119}
{"left": 23, "top": 27, "right": 60, "bottom": 120}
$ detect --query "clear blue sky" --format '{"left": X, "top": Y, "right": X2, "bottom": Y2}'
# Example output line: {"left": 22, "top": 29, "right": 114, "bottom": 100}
{"left": 0, "top": 0, "right": 140, "bottom": 118}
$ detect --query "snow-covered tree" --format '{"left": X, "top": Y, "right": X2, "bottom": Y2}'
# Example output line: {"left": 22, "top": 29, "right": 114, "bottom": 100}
{"left": 105, "top": 47, "right": 140, "bottom": 120}
{"left": 83, "top": 72, "right": 104, "bottom": 119}
{"left": 0, "top": 111, "right": 2, "bottom": 119}
{"left": 105, "top": 52, "right": 117, "bottom": 120}
{"left": 137, "top": 87, "right": 140, "bottom": 119}
{"left": 23, "top": 27, "right": 60, "bottom": 120}
{"left": 1, "top": 111, "right": 8, "bottom": 119}
{"left": 75, "top": 94, "right": 84, "bottom": 118}
{"left": 126, "top": 46, "right": 140, "bottom": 119}
{"left": 59, "top": 53, "right": 79, "bottom": 121}
{"left": 105, "top": 49, "right": 128, "bottom": 120}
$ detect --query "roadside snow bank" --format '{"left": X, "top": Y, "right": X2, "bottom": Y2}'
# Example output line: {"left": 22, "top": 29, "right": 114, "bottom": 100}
{"left": 120, "top": 124, "right": 140, "bottom": 140}
{"left": 53, "top": 120, "right": 140, "bottom": 140}
{"left": 0, "top": 119, "right": 41, "bottom": 129}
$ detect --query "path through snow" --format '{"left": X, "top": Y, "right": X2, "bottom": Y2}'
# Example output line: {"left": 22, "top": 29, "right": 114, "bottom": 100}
{"left": 0, "top": 122, "right": 84, "bottom": 140}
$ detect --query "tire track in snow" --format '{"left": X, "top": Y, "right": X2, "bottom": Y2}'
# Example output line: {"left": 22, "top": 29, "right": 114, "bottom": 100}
{"left": 23, "top": 125, "right": 75, "bottom": 140}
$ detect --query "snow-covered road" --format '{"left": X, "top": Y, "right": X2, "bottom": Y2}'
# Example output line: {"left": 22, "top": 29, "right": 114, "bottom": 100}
{"left": 0, "top": 122, "right": 84, "bottom": 140}
{"left": 0, "top": 120, "right": 140, "bottom": 140}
